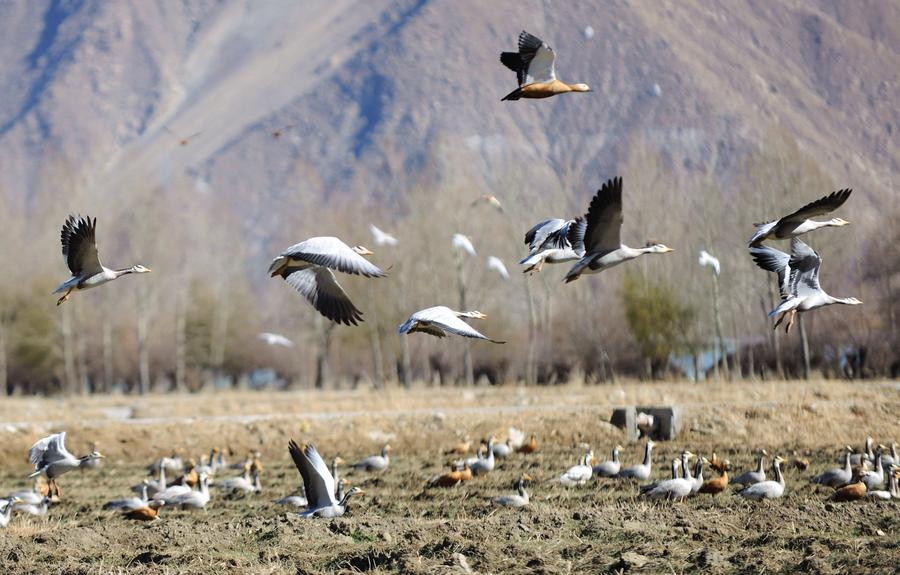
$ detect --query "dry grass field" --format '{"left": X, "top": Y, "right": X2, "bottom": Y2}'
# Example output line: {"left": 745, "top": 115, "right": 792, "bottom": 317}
{"left": 0, "top": 380, "right": 898, "bottom": 574}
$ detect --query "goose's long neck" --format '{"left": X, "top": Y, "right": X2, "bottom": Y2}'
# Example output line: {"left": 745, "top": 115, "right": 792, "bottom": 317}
{"left": 331, "top": 459, "right": 339, "bottom": 484}
{"left": 159, "top": 466, "right": 166, "bottom": 488}
{"left": 253, "top": 472, "right": 262, "bottom": 492}
{"left": 756, "top": 455, "right": 765, "bottom": 474}
{"left": 774, "top": 461, "right": 784, "bottom": 487}
{"left": 113, "top": 266, "right": 137, "bottom": 278}
{"left": 642, "top": 444, "right": 653, "bottom": 466}
{"left": 141, "top": 484, "right": 148, "bottom": 502}
{"left": 518, "top": 481, "right": 528, "bottom": 501}
{"left": 842, "top": 452, "right": 851, "bottom": 472}
{"left": 612, "top": 448, "right": 619, "bottom": 464}
{"left": 682, "top": 455, "right": 692, "bottom": 480}
{"left": 670, "top": 460, "right": 679, "bottom": 479}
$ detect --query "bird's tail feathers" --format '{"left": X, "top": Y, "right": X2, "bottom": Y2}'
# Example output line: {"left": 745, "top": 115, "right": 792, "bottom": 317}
{"left": 769, "top": 298, "right": 802, "bottom": 317}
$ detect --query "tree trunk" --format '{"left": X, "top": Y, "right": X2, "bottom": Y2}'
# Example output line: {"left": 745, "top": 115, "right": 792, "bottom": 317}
{"left": 798, "top": 314, "right": 811, "bottom": 380}
{"left": 0, "top": 322, "right": 7, "bottom": 395}
{"left": 400, "top": 333, "right": 412, "bottom": 389}
{"left": 103, "top": 303, "right": 114, "bottom": 393}
{"left": 765, "top": 279, "right": 783, "bottom": 379}
{"left": 137, "top": 286, "right": 151, "bottom": 395}
{"left": 175, "top": 285, "right": 187, "bottom": 392}
{"left": 315, "top": 320, "right": 334, "bottom": 389}
{"left": 455, "top": 251, "right": 474, "bottom": 386}
{"left": 367, "top": 284, "right": 384, "bottom": 389}
{"left": 61, "top": 303, "right": 77, "bottom": 396}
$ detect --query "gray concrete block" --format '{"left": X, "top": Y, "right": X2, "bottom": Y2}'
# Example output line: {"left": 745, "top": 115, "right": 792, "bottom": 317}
{"left": 610, "top": 405, "right": 681, "bottom": 441}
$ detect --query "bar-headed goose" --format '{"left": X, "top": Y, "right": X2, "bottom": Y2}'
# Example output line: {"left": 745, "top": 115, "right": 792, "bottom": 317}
{"left": 748, "top": 189, "right": 851, "bottom": 246}
{"left": 519, "top": 217, "right": 586, "bottom": 274}
{"left": 815, "top": 447, "right": 854, "bottom": 488}
{"left": 28, "top": 432, "right": 104, "bottom": 499}
{"left": 592, "top": 445, "right": 623, "bottom": 478}
{"left": 398, "top": 306, "right": 505, "bottom": 344}
{"left": 733, "top": 450, "right": 768, "bottom": 487}
{"left": 351, "top": 445, "right": 391, "bottom": 472}
{"left": 617, "top": 440, "right": 655, "bottom": 481}
{"left": 492, "top": 474, "right": 532, "bottom": 508}
{"left": 288, "top": 441, "right": 363, "bottom": 518}
{"left": 739, "top": 456, "right": 786, "bottom": 500}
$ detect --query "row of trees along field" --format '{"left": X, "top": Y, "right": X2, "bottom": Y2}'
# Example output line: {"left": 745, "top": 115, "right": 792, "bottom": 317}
{"left": 0, "top": 129, "right": 895, "bottom": 395}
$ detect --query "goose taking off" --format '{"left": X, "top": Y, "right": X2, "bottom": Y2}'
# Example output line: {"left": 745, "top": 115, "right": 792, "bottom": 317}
{"left": 1, "top": 498, "right": 22, "bottom": 528}
{"left": 500, "top": 31, "right": 590, "bottom": 101}
{"left": 564, "top": 177, "right": 674, "bottom": 283}
{"left": 750, "top": 239, "right": 862, "bottom": 333}
{"left": 748, "top": 189, "right": 851, "bottom": 246}
{"left": 28, "top": 432, "right": 104, "bottom": 499}
{"left": 486, "top": 256, "right": 510, "bottom": 280}
{"left": 258, "top": 332, "right": 294, "bottom": 347}
{"left": 288, "top": 441, "right": 363, "bottom": 518}
{"left": 369, "top": 224, "right": 399, "bottom": 246}
{"left": 54, "top": 216, "right": 151, "bottom": 305}
{"left": 519, "top": 218, "right": 586, "bottom": 274}
{"left": 398, "top": 306, "right": 505, "bottom": 344}
{"left": 268, "top": 237, "right": 386, "bottom": 326}
{"left": 451, "top": 233, "right": 477, "bottom": 257}
{"left": 698, "top": 250, "right": 720, "bottom": 276}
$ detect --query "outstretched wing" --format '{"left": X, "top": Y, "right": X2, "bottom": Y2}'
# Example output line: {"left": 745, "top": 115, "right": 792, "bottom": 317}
{"left": 749, "top": 244, "right": 792, "bottom": 300}
{"left": 282, "top": 267, "right": 364, "bottom": 326}
{"left": 524, "top": 219, "right": 566, "bottom": 250}
{"left": 582, "top": 177, "right": 624, "bottom": 254}
{"left": 788, "top": 239, "right": 822, "bottom": 298}
{"left": 61, "top": 216, "right": 103, "bottom": 277}
{"left": 414, "top": 307, "right": 504, "bottom": 344}
{"left": 28, "top": 432, "right": 73, "bottom": 468}
{"left": 288, "top": 441, "right": 337, "bottom": 510}
{"left": 500, "top": 31, "right": 556, "bottom": 86}
{"left": 279, "top": 237, "right": 385, "bottom": 277}
{"left": 778, "top": 189, "right": 852, "bottom": 226}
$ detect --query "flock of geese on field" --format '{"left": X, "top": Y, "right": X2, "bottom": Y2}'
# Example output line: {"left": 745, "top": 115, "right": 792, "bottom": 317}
{"left": 1, "top": 430, "right": 897, "bottom": 525}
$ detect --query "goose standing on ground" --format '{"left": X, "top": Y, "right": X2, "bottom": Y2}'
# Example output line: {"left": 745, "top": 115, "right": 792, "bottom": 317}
{"left": 351, "top": 445, "right": 391, "bottom": 472}
{"left": 470, "top": 438, "right": 497, "bottom": 476}
{"left": 617, "top": 440, "right": 655, "bottom": 481}
{"left": 1, "top": 498, "right": 22, "bottom": 528}
{"left": 398, "top": 306, "right": 505, "bottom": 344}
{"left": 268, "top": 237, "right": 386, "bottom": 326}
{"left": 641, "top": 454, "right": 693, "bottom": 501}
{"left": 815, "top": 447, "right": 854, "bottom": 488}
{"left": 53, "top": 216, "right": 151, "bottom": 305}
{"left": 492, "top": 439, "right": 514, "bottom": 459}
{"left": 688, "top": 457, "right": 705, "bottom": 493}
{"left": 868, "top": 466, "right": 898, "bottom": 500}
{"left": 862, "top": 452, "right": 885, "bottom": 491}
{"left": 739, "top": 456, "right": 786, "bottom": 500}
{"left": 133, "top": 465, "right": 166, "bottom": 497}
{"left": 849, "top": 437, "right": 875, "bottom": 466}
{"left": 288, "top": 441, "right": 364, "bottom": 518}
{"left": 28, "top": 432, "right": 104, "bottom": 499}
{"left": 559, "top": 454, "right": 594, "bottom": 486}
{"left": 747, "top": 189, "right": 851, "bottom": 246}
{"left": 170, "top": 473, "right": 211, "bottom": 510}
{"left": 104, "top": 483, "right": 149, "bottom": 512}
{"left": 593, "top": 445, "right": 623, "bottom": 478}
{"left": 733, "top": 450, "right": 768, "bottom": 487}
{"left": 500, "top": 31, "right": 591, "bottom": 101}
{"left": 750, "top": 239, "right": 862, "bottom": 332}
{"left": 519, "top": 217, "right": 586, "bottom": 274}
{"left": 493, "top": 475, "right": 532, "bottom": 508}
{"left": 564, "top": 178, "right": 674, "bottom": 283}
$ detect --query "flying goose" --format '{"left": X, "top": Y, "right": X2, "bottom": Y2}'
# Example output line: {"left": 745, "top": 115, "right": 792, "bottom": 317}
{"left": 564, "top": 178, "right": 674, "bottom": 283}
{"left": 617, "top": 440, "right": 655, "bottom": 481}
{"left": 369, "top": 224, "right": 399, "bottom": 247}
{"left": 53, "top": 216, "right": 151, "bottom": 305}
{"left": 288, "top": 441, "right": 364, "bottom": 518}
{"left": 268, "top": 237, "right": 386, "bottom": 326}
{"left": 592, "top": 445, "right": 623, "bottom": 478}
{"left": 486, "top": 256, "right": 510, "bottom": 280}
{"left": 28, "top": 432, "right": 104, "bottom": 498}
{"left": 739, "top": 456, "right": 786, "bottom": 500}
{"left": 351, "top": 445, "right": 391, "bottom": 472}
{"left": 815, "top": 447, "right": 855, "bottom": 488}
{"left": 519, "top": 218, "right": 586, "bottom": 274}
{"left": 733, "top": 450, "right": 768, "bottom": 487}
{"left": 451, "top": 233, "right": 477, "bottom": 257}
{"left": 258, "top": 332, "right": 294, "bottom": 347}
{"left": 750, "top": 239, "right": 862, "bottom": 333}
{"left": 698, "top": 250, "right": 721, "bottom": 276}
{"left": 398, "top": 306, "right": 505, "bottom": 344}
{"left": 747, "top": 189, "right": 851, "bottom": 246}
{"left": 500, "top": 31, "right": 590, "bottom": 101}
{"left": 492, "top": 475, "right": 532, "bottom": 508}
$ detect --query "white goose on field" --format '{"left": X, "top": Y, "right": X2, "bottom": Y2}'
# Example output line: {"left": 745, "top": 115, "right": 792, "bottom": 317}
{"left": 274, "top": 486, "right": 308, "bottom": 508}
{"left": 7, "top": 480, "right": 49, "bottom": 506}
{"left": 593, "top": 445, "right": 623, "bottom": 478}
{"left": 747, "top": 189, "right": 851, "bottom": 246}
{"left": 500, "top": 30, "right": 591, "bottom": 101}
{"left": 53, "top": 216, "right": 151, "bottom": 305}
{"left": 862, "top": 452, "right": 885, "bottom": 491}
{"left": 351, "top": 445, "right": 391, "bottom": 472}
{"left": 732, "top": 451, "right": 768, "bottom": 487}
{"left": 849, "top": 437, "right": 875, "bottom": 466}
{"left": 470, "top": 438, "right": 497, "bottom": 476}
{"left": 398, "top": 306, "right": 505, "bottom": 344}
{"left": 491, "top": 440, "right": 514, "bottom": 459}
{"left": 104, "top": 483, "right": 149, "bottom": 512}
{"left": 0, "top": 497, "right": 21, "bottom": 528}
{"left": 617, "top": 440, "right": 655, "bottom": 481}
{"left": 641, "top": 454, "right": 693, "bottom": 501}
{"left": 564, "top": 177, "right": 674, "bottom": 283}
{"left": 750, "top": 239, "right": 862, "bottom": 333}
{"left": 13, "top": 497, "right": 50, "bottom": 517}
{"left": 739, "top": 456, "right": 786, "bottom": 500}
{"left": 492, "top": 475, "right": 531, "bottom": 508}
{"left": 288, "top": 441, "right": 364, "bottom": 518}
{"left": 519, "top": 217, "right": 586, "bottom": 274}
{"left": 169, "top": 473, "right": 211, "bottom": 510}
{"left": 559, "top": 454, "right": 593, "bottom": 486}
{"left": 28, "top": 432, "right": 104, "bottom": 499}
{"left": 133, "top": 465, "right": 167, "bottom": 497}
{"left": 815, "top": 447, "right": 854, "bottom": 488}
{"left": 268, "top": 237, "right": 386, "bottom": 326}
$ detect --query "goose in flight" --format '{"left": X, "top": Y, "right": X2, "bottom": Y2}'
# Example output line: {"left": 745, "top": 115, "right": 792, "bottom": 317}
{"left": 288, "top": 440, "right": 363, "bottom": 518}
{"left": 53, "top": 216, "right": 151, "bottom": 305}
{"left": 369, "top": 224, "right": 399, "bottom": 247}
{"left": 748, "top": 189, "right": 851, "bottom": 246}
{"left": 500, "top": 31, "right": 590, "bottom": 101}
{"left": 452, "top": 233, "right": 477, "bottom": 257}
{"left": 28, "top": 432, "right": 104, "bottom": 498}
{"left": 258, "top": 332, "right": 294, "bottom": 347}
{"left": 268, "top": 237, "right": 386, "bottom": 326}
{"left": 750, "top": 238, "right": 862, "bottom": 333}
{"left": 564, "top": 177, "right": 674, "bottom": 283}
{"left": 486, "top": 256, "right": 510, "bottom": 280}
{"left": 698, "top": 250, "right": 720, "bottom": 276}
{"left": 519, "top": 218, "right": 586, "bottom": 274}
{"left": 398, "top": 306, "right": 505, "bottom": 344}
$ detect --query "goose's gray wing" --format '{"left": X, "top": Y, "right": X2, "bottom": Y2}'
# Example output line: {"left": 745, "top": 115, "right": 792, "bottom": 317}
{"left": 788, "top": 239, "right": 822, "bottom": 298}
{"left": 283, "top": 267, "right": 364, "bottom": 326}
{"left": 565, "top": 217, "right": 587, "bottom": 254}
{"left": 500, "top": 31, "right": 556, "bottom": 86}
{"left": 749, "top": 244, "right": 792, "bottom": 300}
{"left": 414, "top": 307, "right": 504, "bottom": 344}
{"left": 582, "top": 177, "right": 624, "bottom": 254}
{"left": 29, "top": 432, "right": 73, "bottom": 467}
{"left": 778, "top": 189, "right": 852, "bottom": 226}
{"left": 280, "top": 237, "right": 385, "bottom": 277}
{"left": 61, "top": 216, "right": 103, "bottom": 277}
{"left": 524, "top": 219, "right": 567, "bottom": 250}
{"left": 288, "top": 441, "right": 337, "bottom": 509}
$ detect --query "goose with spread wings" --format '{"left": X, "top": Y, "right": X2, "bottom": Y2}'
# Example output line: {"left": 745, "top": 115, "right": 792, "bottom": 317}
{"left": 747, "top": 189, "right": 851, "bottom": 246}
{"left": 520, "top": 217, "right": 586, "bottom": 274}
{"left": 288, "top": 441, "right": 363, "bottom": 518}
{"left": 749, "top": 238, "right": 861, "bottom": 333}
{"left": 398, "top": 306, "right": 505, "bottom": 344}
{"left": 268, "top": 237, "right": 386, "bottom": 326}
{"left": 564, "top": 177, "right": 674, "bottom": 283}
{"left": 53, "top": 216, "right": 151, "bottom": 305}
{"left": 28, "top": 432, "right": 104, "bottom": 499}
{"left": 500, "top": 31, "right": 590, "bottom": 101}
